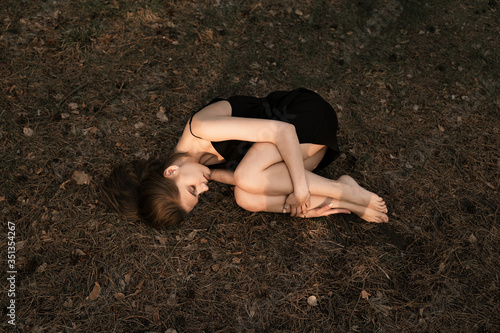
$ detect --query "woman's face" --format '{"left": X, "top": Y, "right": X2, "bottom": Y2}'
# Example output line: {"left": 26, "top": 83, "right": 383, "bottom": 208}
{"left": 164, "top": 158, "right": 211, "bottom": 212}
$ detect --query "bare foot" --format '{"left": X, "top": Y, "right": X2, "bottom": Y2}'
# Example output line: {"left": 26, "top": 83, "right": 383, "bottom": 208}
{"left": 356, "top": 207, "right": 389, "bottom": 223}
{"left": 329, "top": 199, "right": 389, "bottom": 223}
{"left": 336, "top": 175, "right": 388, "bottom": 213}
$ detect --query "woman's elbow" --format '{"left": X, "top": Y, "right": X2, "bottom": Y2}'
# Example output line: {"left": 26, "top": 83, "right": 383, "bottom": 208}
{"left": 276, "top": 122, "right": 297, "bottom": 144}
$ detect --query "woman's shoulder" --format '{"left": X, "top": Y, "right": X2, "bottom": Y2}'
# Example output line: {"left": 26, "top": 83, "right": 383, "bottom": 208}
{"left": 194, "top": 99, "right": 232, "bottom": 119}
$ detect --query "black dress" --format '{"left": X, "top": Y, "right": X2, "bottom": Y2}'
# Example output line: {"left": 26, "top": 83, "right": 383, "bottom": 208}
{"left": 189, "top": 88, "right": 340, "bottom": 172}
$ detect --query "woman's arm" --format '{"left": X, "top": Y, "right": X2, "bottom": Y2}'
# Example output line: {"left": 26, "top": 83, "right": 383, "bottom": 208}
{"left": 210, "top": 169, "right": 236, "bottom": 185}
{"left": 191, "top": 101, "right": 310, "bottom": 212}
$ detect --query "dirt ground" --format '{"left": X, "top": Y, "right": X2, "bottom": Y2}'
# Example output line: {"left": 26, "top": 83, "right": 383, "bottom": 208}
{"left": 1, "top": 0, "right": 499, "bottom": 332}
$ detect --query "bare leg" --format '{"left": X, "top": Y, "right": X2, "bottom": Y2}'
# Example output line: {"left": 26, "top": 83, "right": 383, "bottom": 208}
{"left": 235, "top": 142, "right": 388, "bottom": 214}
{"left": 234, "top": 187, "right": 388, "bottom": 223}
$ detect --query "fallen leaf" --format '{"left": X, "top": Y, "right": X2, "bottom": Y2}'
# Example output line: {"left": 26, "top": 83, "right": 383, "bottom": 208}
{"left": 36, "top": 262, "right": 48, "bottom": 273}
{"left": 153, "top": 310, "right": 160, "bottom": 323}
{"left": 185, "top": 230, "right": 197, "bottom": 241}
{"left": 114, "top": 292, "right": 126, "bottom": 301}
{"left": 72, "top": 171, "right": 92, "bottom": 185}
{"left": 156, "top": 106, "right": 169, "bottom": 122}
{"left": 63, "top": 298, "right": 73, "bottom": 308}
{"left": 167, "top": 291, "right": 177, "bottom": 306}
{"left": 82, "top": 127, "right": 98, "bottom": 135}
{"left": 155, "top": 236, "right": 167, "bottom": 245}
{"left": 484, "top": 181, "right": 495, "bottom": 190}
{"left": 88, "top": 282, "right": 101, "bottom": 301}
{"left": 232, "top": 257, "right": 242, "bottom": 264}
{"left": 136, "top": 279, "right": 144, "bottom": 289}
{"left": 124, "top": 271, "right": 132, "bottom": 284}
{"left": 119, "top": 279, "right": 126, "bottom": 289}
{"left": 68, "top": 102, "right": 79, "bottom": 110}
{"left": 129, "top": 279, "right": 144, "bottom": 297}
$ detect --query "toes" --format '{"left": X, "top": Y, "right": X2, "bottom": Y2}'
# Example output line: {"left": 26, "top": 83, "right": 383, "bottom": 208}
{"left": 373, "top": 213, "right": 389, "bottom": 223}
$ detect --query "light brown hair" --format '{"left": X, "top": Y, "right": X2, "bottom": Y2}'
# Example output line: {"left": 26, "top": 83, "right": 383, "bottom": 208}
{"left": 101, "top": 152, "right": 189, "bottom": 228}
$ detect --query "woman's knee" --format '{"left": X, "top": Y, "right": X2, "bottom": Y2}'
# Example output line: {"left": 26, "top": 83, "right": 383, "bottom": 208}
{"left": 234, "top": 187, "right": 266, "bottom": 212}
{"left": 234, "top": 142, "right": 279, "bottom": 193}
{"left": 234, "top": 168, "right": 260, "bottom": 193}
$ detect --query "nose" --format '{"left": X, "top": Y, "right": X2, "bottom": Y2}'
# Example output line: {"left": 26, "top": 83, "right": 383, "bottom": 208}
{"left": 199, "top": 182, "right": 209, "bottom": 194}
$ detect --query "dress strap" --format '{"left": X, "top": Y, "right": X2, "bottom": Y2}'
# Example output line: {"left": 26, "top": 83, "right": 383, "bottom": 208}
{"left": 188, "top": 114, "right": 204, "bottom": 139}
{"left": 189, "top": 97, "right": 227, "bottom": 140}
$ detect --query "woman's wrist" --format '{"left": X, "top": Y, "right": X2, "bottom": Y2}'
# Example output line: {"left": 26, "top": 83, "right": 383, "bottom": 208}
{"left": 293, "top": 178, "right": 309, "bottom": 196}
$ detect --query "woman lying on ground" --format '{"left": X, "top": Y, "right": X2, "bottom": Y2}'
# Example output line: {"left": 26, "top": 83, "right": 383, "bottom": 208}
{"left": 102, "top": 88, "right": 388, "bottom": 228}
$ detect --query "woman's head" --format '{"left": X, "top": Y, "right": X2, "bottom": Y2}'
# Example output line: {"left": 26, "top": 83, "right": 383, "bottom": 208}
{"left": 102, "top": 152, "right": 209, "bottom": 228}
{"left": 162, "top": 156, "right": 211, "bottom": 213}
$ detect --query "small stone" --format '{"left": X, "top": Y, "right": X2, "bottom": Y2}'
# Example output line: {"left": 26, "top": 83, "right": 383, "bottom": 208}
{"left": 307, "top": 295, "right": 318, "bottom": 306}
{"left": 468, "top": 233, "right": 477, "bottom": 243}
{"left": 23, "top": 127, "right": 34, "bottom": 137}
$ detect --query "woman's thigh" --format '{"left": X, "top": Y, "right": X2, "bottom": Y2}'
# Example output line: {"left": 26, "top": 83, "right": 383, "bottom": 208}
{"left": 234, "top": 142, "right": 326, "bottom": 194}
{"left": 238, "top": 142, "right": 326, "bottom": 174}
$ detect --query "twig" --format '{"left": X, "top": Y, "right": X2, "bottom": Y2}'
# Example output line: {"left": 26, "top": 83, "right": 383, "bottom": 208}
{"left": 349, "top": 278, "right": 367, "bottom": 331}
{"left": 88, "top": 99, "right": 109, "bottom": 121}
{"left": 58, "top": 82, "right": 89, "bottom": 106}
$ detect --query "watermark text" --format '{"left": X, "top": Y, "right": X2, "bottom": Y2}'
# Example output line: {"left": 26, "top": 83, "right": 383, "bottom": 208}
{"left": 6, "top": 221, "right": 17, "bottom": 326}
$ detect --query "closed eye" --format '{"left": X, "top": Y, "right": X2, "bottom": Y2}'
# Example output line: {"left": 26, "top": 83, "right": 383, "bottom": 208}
{"left": 189, "top": 185, "right": 197, "bottom": 197}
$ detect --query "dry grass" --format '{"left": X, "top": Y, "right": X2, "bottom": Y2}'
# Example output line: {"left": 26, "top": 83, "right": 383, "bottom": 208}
{"left": 1, "top": 0, "right": 499, "bottom": 332}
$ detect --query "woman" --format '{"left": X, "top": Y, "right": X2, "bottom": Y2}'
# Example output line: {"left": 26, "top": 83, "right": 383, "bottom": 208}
{"left": 102, "top": 88, "right": 388, "bottom": 228}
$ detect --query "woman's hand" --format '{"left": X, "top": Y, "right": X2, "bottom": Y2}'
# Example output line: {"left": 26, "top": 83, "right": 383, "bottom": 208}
{"left": 283, "top": 200, "right": 351, "bottom": 218}
{"left": 302, "top": 204, "right": 351, "bottom": 218}
{"left": 284, "top": 190, "right": 311, "bottom": 217}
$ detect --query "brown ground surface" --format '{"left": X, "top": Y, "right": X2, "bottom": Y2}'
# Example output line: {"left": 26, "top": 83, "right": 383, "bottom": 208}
{"left": 1, "top": 0, "right": 499, "bottom": 332}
